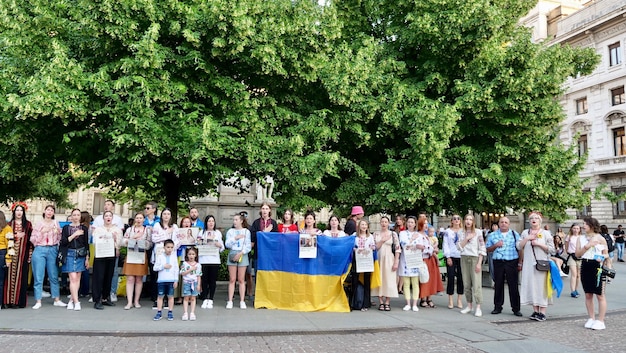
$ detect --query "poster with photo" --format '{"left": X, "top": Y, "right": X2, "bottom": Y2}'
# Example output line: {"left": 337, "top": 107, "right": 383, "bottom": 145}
{"left": 197, "top": 238, "right": 219, "bottom": 257}
{"left": 177, "top": 227, "right": 199, "bottom": 246}
{"left": 127, "top": 239, "right": 147, "bottom": 264}
{"left": 355, "top": 248, "right": 374, "bottom": 273}
{"left": 299, "top": 234, "right": 317, "bottom": 258}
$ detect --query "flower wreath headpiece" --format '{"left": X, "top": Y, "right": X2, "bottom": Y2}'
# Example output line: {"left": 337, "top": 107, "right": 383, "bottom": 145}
{"left": 10, "top": 201, "right": 28, "bottom": 212}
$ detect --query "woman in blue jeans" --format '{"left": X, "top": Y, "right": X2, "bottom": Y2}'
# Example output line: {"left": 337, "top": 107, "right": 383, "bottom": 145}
{"left": 30, "top": 205, "right": 67, "bottom": 309}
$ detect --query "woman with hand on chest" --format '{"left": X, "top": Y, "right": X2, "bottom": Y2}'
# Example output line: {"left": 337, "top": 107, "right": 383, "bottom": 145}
{"left": 60, "top": 209, "right": 90, "bottom": 311}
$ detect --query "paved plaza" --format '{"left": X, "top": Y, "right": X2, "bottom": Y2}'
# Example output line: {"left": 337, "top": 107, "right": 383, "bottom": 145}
{"left": 1, "top": 262, "right": 625, "bottom": 352}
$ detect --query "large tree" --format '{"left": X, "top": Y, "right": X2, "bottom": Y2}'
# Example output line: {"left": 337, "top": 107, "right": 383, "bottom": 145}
{"left": 1, "top": 0, "right": 598, "bottom": 220}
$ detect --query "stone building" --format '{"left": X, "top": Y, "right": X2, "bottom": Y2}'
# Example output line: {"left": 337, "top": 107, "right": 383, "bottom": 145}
{"left": 523, "top": 0, "right": 626, "bottom": 230}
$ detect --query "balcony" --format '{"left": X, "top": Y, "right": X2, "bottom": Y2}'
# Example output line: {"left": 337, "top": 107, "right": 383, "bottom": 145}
{"left": 551, "top": 0, "right": 626, "bottom": 43}
{"left": 594, "top": 155, "right": 626, "bottom": 175}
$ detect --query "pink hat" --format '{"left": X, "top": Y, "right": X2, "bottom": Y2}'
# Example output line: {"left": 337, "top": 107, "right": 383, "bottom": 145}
{"left": 351, "top": 206, "right": 364, "bottom": 216}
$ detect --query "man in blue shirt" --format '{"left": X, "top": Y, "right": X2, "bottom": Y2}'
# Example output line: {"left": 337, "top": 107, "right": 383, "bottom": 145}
{"left": 486, "top": 217, "right": 522, "bottom": 317}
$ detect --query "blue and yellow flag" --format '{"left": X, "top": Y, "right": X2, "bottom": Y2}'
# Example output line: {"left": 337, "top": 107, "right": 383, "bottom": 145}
{"left": 255, "top": 232, "right": 354, "bottom": 312}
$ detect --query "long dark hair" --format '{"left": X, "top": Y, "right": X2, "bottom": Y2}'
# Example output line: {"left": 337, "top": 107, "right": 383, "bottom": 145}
{"left": 203, "top": 215, "right": 216, "bottom": 231}
{"left": 11, "top": 205, "right": 28, "bottom": 229}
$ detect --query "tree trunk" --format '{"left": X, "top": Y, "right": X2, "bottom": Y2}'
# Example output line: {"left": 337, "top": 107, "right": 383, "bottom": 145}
{"left": 163, "top": 171, "right": 180, "bottom": 220}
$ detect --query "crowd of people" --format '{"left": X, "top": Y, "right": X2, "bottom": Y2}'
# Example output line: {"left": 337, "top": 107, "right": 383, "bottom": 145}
{"left": 0, "top": 201, "right": 615, "bottom": 330}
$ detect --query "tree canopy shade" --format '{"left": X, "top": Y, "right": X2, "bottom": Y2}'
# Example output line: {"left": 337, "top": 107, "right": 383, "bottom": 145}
{"left": 0, "top": 0, "right": 598, "bottom": 221}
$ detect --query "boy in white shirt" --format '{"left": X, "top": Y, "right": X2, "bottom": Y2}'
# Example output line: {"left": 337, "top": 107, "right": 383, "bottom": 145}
{"left": 153, "top": 239, "right": 179, "bottom": 321}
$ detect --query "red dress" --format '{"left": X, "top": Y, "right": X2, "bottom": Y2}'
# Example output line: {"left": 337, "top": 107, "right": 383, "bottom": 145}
{"left": 419, "top": 253, "right": 445, "bottom": 297}
{"left": 4, "top": 220, "right": 33, "bottom": 308}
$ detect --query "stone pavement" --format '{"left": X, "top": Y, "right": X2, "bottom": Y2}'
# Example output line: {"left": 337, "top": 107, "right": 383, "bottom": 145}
{"left": 1, "top": 262, "right": 624, "bottom": 352}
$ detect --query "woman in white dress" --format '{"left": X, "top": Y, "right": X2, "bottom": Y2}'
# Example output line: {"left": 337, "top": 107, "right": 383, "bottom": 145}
{"left": 517, "top": 212, "right": 555, "bottom": 322}
{"left": 372, "top": 216, "right": 399, "bottom": 311}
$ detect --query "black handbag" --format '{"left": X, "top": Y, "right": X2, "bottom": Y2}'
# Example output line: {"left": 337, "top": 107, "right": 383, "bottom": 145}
{"left": 561, "top": 255, "right": 570, "bottom": 275}
{"left": 76, "top": 247, "right": 88, "bottom": 257}
{"left": 532, "top": 245, "right": 550, "bottom": 272}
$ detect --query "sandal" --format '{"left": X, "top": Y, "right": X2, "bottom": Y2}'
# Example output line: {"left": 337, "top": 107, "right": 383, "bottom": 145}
{"left": 427, "top": 300, "right": 436, "bottom": 308}
{"left": 384, "top": 304, "right": 391, "bottom": 311}
{"left": 378, "top": 303, "right": 385, "bottom": 311}
{"left": 420, "top": 300, "right": 428, "bottom": 308}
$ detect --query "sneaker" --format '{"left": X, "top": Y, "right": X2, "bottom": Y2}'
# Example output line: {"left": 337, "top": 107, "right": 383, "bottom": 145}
{"left": 67, "top": 301, "right": 74, "bottom": 310}
{"left": 571, "top": 291, "right": 580, "bottom": 298}
{"left": 167, "top": 311, "right": 174, "bottom": 321}
{"left": 152, "top": 301, "right": 158, "bottom": 310}
{"left": 88, "top": 297, "right": 93, "bottom": 303}
{"left": 402, "top": 305, "right": 411, "bottom": 311}
{"left": 189, "top": 313, "right": 196, "bottom": 321}
{"left": 74, "top": 302, "right": 81, "bottom": 311}
{"left": 42, "top": 291, "right": 51, "bottom": 298}
{"left": 535, "top": 313, "right": 546, "bottom": 322}
{"left": 584, "top": 318, "right": 595, "bottom": 329}
{"left": 207, "top": 299, "right": 213, "bottom": 309}
{"left": 475, "top": 308, "right": 482, "bottom": 317}
{"left": 560, "top": 271, "right": 569, "bottom": 277}
{"left": 53, "top": 300, "right": 67, "bottom": 307}
{"left": 240, "top": 301, "right": 247, "bottom": 309}
{"left": 182, "top": 313, "right": 188, "bottom": 321}
{"left": 110, "top": 294, "right": 118, "bottom": 302}
{"left": 164, "top": 306, "right": 169, "bottom": 310}
{"left": 591, "top": 320, "right": 605, "bottom": 330}
{"left": 153, "top": 312, "right": 162, "bottom": 321}
{"left": 412, "top": 305, "right": 419, "bottom": 312}
{"left": 32, "top": 302, "right": 42, "bottom": 310}
{"left": 460, "top": 306, "right": 472, "bottom": 314}
{"left": 226, "top": 301, "right": 233, "bottom": 309}
{"left": 529, "top": 312, "right": 538, "bottom": 320}
{"left": 201, "top": 299, "right": 209, "bottom": 309}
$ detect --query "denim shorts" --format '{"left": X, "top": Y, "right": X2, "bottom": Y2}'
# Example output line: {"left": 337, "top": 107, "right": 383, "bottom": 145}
{"left": 182, "top": 281, "right": 199, "bottom": 296}
{"left": 157, "top": 282, "right": 175, "bottom": 296}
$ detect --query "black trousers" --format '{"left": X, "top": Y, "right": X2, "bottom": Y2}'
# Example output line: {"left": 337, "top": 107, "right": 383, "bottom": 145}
{"left": 493, "top": 259, "right": 520, "bottom": 312}
{"left": 199, "top": 264, "right": 219, "bottom": 300}
{"left": 446, "top": 257, "right": 464, "bottom": 295}
{"left": 350, "top": 258, "right": 371, "bottom": 309}
{"left": 92, "top": 257, "right": 116, "bottom": 303}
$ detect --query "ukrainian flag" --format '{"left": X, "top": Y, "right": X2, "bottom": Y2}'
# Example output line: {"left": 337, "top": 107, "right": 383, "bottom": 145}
{"left": 255, "top": 232, "right": 354, "bottom": 312}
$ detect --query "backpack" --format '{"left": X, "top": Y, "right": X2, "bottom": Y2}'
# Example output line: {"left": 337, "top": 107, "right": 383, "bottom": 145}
{"left": 602, "top": 233, "right": 615, "bottom": 253}
{"left": 350, "top": 282, "right": 365, "bottom": 310}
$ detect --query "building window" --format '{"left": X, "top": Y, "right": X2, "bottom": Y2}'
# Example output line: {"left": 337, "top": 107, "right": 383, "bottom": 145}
{"left": 614, "top": 188, "right": 626, "bottom": 218}
{"left": 612, "top": 86, "right": 625, "bottom": 106}
{"left": 609, "top": 42, "right": 622, "bottom": 67}
{"left": 576, "top": 204, "right": 591, "bottom": 219}
{"left": 615, "top": 127, "right": 626, "bottom": 156}
{"left": 578, "top": 134, "right": 588, "bottom": 157}
{"left": 575, "top": 98, "right": 588, "bottom": 115}
{"left": 93, "top": 193, "right": 105, "bottom": 216}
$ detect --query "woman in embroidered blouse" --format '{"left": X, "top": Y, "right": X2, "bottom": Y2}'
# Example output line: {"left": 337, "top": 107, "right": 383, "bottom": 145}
{"left": 91, "top": 211, "right": 121, "bottom": 309}
{"left": 30, "top": 205, "right": 66, "bottom": 309}
{"left": 372, "top": 216, "right": 399, "bottom": 311}
{"left": 398, "top": 216, "right": 431, "bottom": 312}
{"left": 60, "top": 208, "right": 90, "bottom": 311}
{"left": 301, "top": 211, "right": 322, "bottom": 235}
{"left": 322, "top": 215, "right": 346, "bottom": 237}
{"left": 225, "top": 213, "right": 252, "bottom": 309}
{"left": 565, "top": 223, "right": 582, "bottom": 298}
{"left": 278, "top": 209, "right": 299, "bottom": 233}
{"left": 576, "top": 217, "right": 609, "bottom": 330}
{"left": 198, "top": 215, "right": 224, "bottom": 309}
{"left": 420, "top": 226, "right": 444, "bottom": 308}
{"left": 120, "top": 212, "right": 151, "bottom": 309}
{"left": 4, "top": 203, "right": 32, "bottom": 308}
{"left": 457, "top": 214, "right": 486, "bottom": 317}
{"left": 394, "top": 214, "right": 407, "bottom": 295}
{"left": 517, "top": 211, "right": 555, "bottom": 322}
{"left": 249, "top": 202, "right": 278, "bottom": 300}
{"left": 150, "top": 208, "right": 179, "bottom": 308}
{"left": 351, "top": 220, "right": 376, "bottom": 311}
{"left": 443, "top": 214, "right": 464, "bottom": 309}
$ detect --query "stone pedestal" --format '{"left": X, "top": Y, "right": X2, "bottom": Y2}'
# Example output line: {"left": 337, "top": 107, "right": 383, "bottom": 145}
{"left": 190, "top": 179, "right": 277, "bottom": 231}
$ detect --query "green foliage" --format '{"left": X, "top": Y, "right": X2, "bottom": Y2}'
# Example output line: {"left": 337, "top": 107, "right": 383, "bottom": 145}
{"left": 0, "top": 0, "right": 600, "bottom": 221}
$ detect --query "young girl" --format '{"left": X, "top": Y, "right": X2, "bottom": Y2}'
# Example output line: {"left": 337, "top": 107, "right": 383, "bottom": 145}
{"left": 181, "top": 247, "right": 202, "bottom": 321}
{"left": 351, "top": 219, "right": 376, "bottom": 311}
{"left": 278, "top": 209, "right": 299, "bottom": 233}
{"left": 225, "top": 214, "right": 251, "bottom": 309}
{"left": 398, "top": 216, "right": 431, "bottom": 312}
{"left": 322, "top": 215, "right": 346, "bottom": 237}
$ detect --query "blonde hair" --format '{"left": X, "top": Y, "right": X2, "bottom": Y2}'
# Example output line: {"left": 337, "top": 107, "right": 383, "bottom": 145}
{"left": 463, "top": 214, "right": 475, "bottom": 233}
